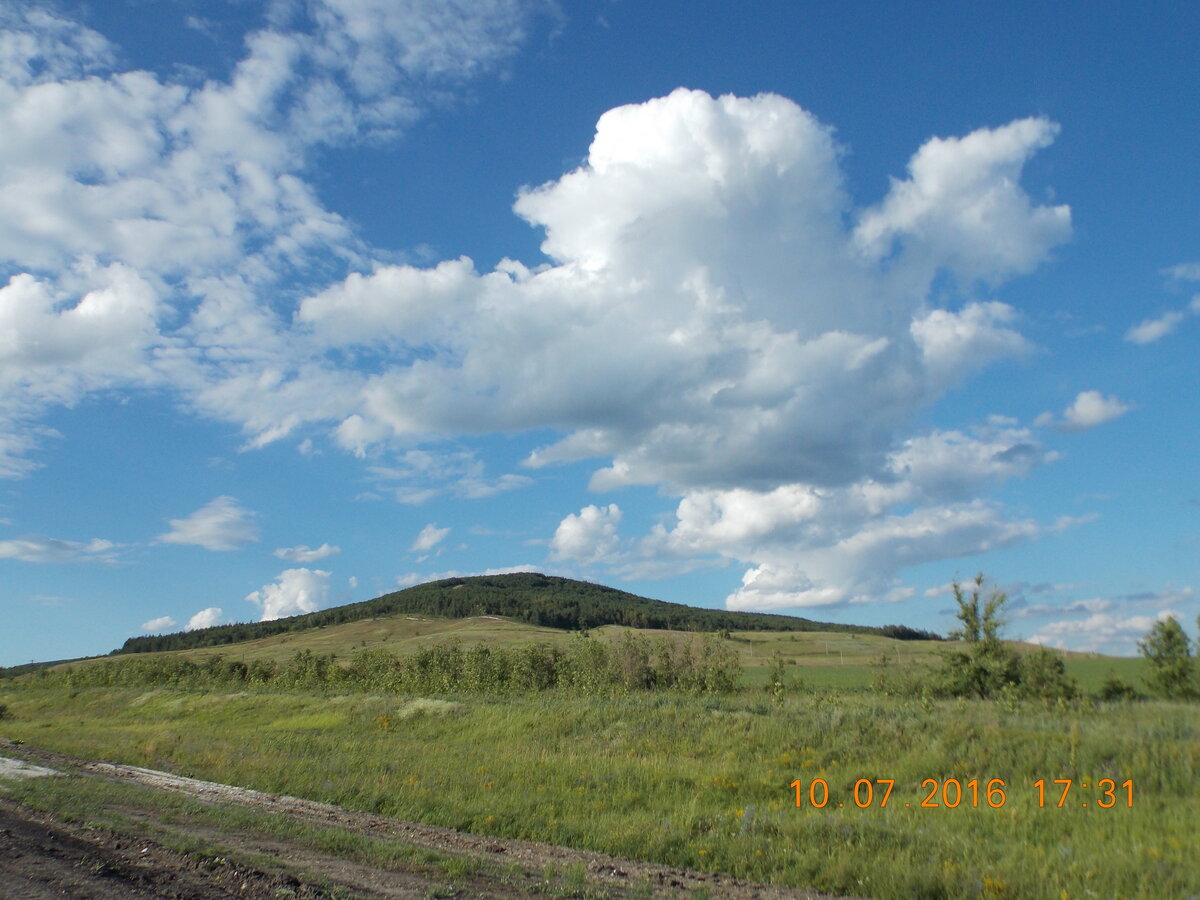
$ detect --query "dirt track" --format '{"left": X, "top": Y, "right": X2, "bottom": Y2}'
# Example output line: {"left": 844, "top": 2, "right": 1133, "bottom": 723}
{"left": 0, "top": 741, "right": 853, "bottom": 900}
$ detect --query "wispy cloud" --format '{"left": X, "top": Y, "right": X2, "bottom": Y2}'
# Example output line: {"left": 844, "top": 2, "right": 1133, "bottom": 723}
{"left": 410, "top": 523, "right": 449, "bottom": 553}
{"left": 157, "top": 496, "right": 259, "bottom": 551}
{"left": 0, "top": 534, "right": 118, "bottom": 563}
{"left": 275, "top": 542, "right": 340, "bottom": 562}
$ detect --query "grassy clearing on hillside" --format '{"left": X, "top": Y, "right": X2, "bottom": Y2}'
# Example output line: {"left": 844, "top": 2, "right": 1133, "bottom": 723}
{"left": 1, "top": 683, "right": 1194, "bottom": 899}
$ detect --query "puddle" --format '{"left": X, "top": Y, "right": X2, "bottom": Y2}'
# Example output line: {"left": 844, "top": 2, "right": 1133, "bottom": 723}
{"left": 0, "top": 756, "right": 60, "bottom": 780}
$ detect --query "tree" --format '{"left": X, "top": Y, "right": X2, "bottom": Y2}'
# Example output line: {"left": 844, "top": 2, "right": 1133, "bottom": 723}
{"left": 1137, "top": 616, "right": 1196, "bottom": 699}
{"left": 937, "top": 574, "right": 1021, "bottom": 699}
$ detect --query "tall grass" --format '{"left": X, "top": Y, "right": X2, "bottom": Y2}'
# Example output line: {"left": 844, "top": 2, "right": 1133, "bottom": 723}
{"left": 29, "top": 633, "right": 741, "bottom": 696}
{"left": 2, "top": 682, "right": 1195, "bottom": 899}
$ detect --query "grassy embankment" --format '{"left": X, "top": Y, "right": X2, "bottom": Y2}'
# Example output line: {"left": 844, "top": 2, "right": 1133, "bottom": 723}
{"left": 51, "top": 613, "right": 1145, "bottom": 693}
{"left": 2, "top": 677, "right": 1194, "bottom": 899}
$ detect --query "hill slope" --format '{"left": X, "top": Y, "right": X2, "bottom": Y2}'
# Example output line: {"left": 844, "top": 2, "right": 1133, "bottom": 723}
{"left": 117, "top": 572, "right": 941, "bottom": 655}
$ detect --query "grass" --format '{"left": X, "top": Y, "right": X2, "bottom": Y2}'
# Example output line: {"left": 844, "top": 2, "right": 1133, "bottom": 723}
{"left": 1, "top": 681, "right": 1194, "bottom": 899}
{"left": 70, "top": 615, "right": 1143, "bottom": 697}
{"left": 0, "top": 765, "right": 621, "bottom": 898}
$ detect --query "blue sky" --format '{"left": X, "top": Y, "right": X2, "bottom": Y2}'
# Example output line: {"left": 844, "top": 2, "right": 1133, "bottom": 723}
{"left": 1, "top": 0, "right": 1197, "bottom": 666}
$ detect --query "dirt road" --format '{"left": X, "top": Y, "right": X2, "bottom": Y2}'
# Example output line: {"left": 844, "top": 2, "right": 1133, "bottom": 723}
{"left": 0, "top": 742, "right": 852, "bottom": 900}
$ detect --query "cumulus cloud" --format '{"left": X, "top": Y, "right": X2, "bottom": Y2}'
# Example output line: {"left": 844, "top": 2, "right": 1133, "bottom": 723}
{"left": 854, "top": 117, "right": 1071, "bottom": 283}
{"left": 140, "top": 615, "right": 176, "bottom": 632}
{"left": 617, "top": 422, "right": 1052, "bottom": 609}
{"left": 275, "top": 542, "right": 340, "bottom": 562}
{"left": 185, "top": 607, "right": 223, "bottom": 631}
{"left": 0, "top": 7, "right": 1084, "bottom": 615}
{"left": 550, "top": 504, "right": 622, "bottom": 563}
{"left": 0, "top": 534, "right": 117, "bottom": 563}
{"left": 157, "top": 496, "right": 259, "bottom": 551}
{"left": 245, "top": 568, "right": 330, "bottom": 621}
{"left": 298, "top": 90, "right": 1068, "bottom": 496}
{"left": 410, "top": 523, "right": 449, "bottom": 552}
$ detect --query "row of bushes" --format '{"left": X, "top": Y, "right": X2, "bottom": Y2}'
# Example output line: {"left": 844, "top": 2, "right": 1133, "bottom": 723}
{"left": 37, "top": 633, "right": 742, "bottom": 696}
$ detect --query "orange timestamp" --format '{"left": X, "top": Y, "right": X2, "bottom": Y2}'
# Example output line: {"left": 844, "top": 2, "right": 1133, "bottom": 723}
{"left": 789, "top": 777, "right": 1134, "bottom": 809}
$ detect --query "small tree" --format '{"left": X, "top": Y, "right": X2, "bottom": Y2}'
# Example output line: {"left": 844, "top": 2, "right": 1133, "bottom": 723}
{"left": 936, "top": 574, "right": 1021, "bottom": 699}
{"left": 1137, "top": 616, "right": 1197, "bottom": 699}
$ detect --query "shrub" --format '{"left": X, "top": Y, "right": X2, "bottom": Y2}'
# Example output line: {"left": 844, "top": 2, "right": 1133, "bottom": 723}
{"left": 1017, "top": 647, "right": 1078, "bottom": 701}
{"left": 1137, "top": 616, "right": 1197, "bottom": 699}
{"left": 1096, "top": 673, "right": 1140, "bottom": 702}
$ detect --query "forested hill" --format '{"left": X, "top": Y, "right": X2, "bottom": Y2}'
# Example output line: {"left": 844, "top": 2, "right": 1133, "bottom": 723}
{"left": 116, "top": 572, "right": 942, "bottom": 655}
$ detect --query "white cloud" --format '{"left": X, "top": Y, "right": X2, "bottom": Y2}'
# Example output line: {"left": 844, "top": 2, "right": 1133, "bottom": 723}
{"left": 275, "top": 542, "right": 340, "bottom": 562}
{"left": 0, "top": 7, "right": 115, "bottom": 87}
{"left": 0, "top": 534, "right": 117, "bottom": 563}
{"left": 410, "top": 523, "right": 449, "bottom": 552}
{"left": 1027, "top": 611, "right": 1174, "bottom": 655}
{"left": 0, "top": 10, "right": 1086, "bottom": 616}
{"left": 245, "top": 568, "right": 330, "bottom": 621}
{"left": 298, "top": 90, "right": 1067, "bottom": 496}
{"left": 1162, "top": 261, "right": 1200, "bottom": 283}
{"left": 362, "top": 448, "right": 531, "bottom": 503}
{"left": 0, "top": 1, "right": 541, "bottom": 472}
{"left": 1126, "top": 309, "right": 1187, "bottom": 344}
{"left": 157, "top": 496, "right": 259, "bottom": 551}
{"left": 185, "top": 607, "right": 223, "bottom": 631}
{"left": 854, "top": 117, "right": 1071, "bottom": 283}
{"left": 615, "top": 422, "right": 1051, "bottom": 610}
{"left": 550, "top": 504, "right": 622, "bottom": 563}
{"left": 140, "top": 615, "right": 176, "bottom": 632}
{"left": 1061, "top": 391, "right": 1130, "bottom": 430}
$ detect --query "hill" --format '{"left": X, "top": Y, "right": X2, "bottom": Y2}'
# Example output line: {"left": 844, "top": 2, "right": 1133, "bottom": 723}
{"left": 115, "top": 572, "right": 942, "bottom": 655}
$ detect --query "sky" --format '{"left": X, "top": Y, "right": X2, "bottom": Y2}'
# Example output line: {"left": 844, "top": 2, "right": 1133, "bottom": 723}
{"left": 1, "top": 0, "right": 1197, "bottom": 666}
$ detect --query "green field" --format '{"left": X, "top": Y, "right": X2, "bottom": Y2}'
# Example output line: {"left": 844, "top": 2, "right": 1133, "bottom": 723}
{"left": 2, "top": 589, "right": 1188, "bottom": 900}
{"left": 2, "top": 671, "right": 1194, "bottom": 899}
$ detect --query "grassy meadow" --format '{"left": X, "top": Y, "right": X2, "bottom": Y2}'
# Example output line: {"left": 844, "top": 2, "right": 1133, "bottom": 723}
{"left": 2, "top": 666, "right": 1196, "bottom": 899}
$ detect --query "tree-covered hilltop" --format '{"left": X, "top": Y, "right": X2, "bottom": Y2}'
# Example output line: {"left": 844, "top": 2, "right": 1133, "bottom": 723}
{"left": 115, "top": 572, "right": 942, "bottom": 655}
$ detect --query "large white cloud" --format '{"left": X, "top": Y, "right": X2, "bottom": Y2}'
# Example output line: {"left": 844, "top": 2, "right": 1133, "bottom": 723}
{"left": 0, "top": 7, "right": 1083, "bottom": 616}
{"left": 245, "top": 568, "right": 331, "bottom": 621}
{"left": 299, "top": 90, "right": 1068, "bottom": 497}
